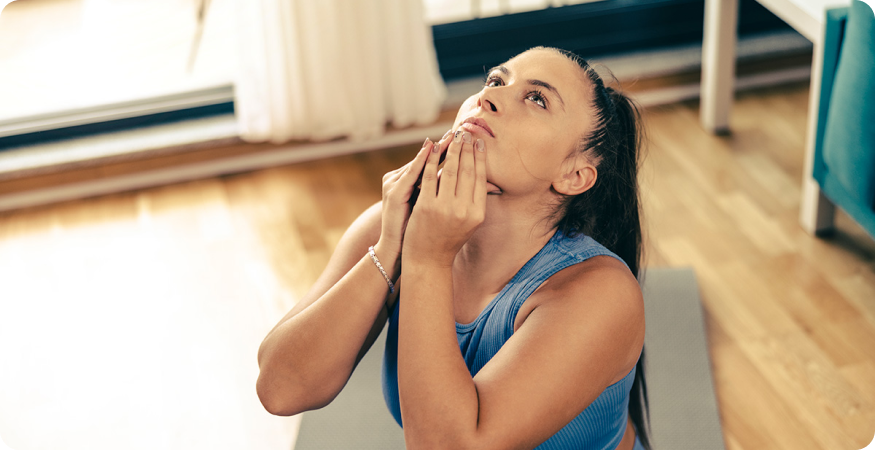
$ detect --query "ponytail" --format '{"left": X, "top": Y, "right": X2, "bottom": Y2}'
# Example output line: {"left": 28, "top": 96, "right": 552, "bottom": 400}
{"left": 551, "top": 49, "right": 652, "bottom": 450}
{"left": 603, "top": 87, "right": 651, "bottom": 450}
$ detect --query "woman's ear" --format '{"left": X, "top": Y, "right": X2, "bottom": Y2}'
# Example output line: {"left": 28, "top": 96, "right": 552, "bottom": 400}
{"left": 552, "top": 162, "right": 597, "bottom": 196}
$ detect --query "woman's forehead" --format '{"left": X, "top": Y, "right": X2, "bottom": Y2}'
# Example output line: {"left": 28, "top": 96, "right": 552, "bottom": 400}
{"left": 505, "top": 49, "right": 581, "bottom": 77}
{"left": 503, "top": 49, "right": 591, "bottom": 108}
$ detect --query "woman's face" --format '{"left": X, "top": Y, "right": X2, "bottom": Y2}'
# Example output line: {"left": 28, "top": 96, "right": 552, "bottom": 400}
{"left": 452, "top": 48, "right": 595, "bottom": 197}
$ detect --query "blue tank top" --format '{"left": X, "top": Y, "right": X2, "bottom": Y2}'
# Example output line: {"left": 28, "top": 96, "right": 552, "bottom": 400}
{"left": 381, "top": 229, "right": 639, "bottom": 450}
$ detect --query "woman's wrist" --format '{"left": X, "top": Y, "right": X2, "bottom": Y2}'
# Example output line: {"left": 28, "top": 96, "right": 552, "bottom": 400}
{"left": 404, "top": 259, "right": 454, "bottom": 275}
{"left": 402, "top": 245, "right": 456, "bottom": 271}
{"left": 372, "top": 240, "right": 402, "bottom": 281}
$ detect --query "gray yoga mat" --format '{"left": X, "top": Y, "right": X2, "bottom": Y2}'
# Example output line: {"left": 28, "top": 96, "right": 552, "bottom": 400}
{"left": 294, "top": 267, "right": 725, "bottom": 450}
{"left": 642, "top": 267, "right": 726, "bottom": 450}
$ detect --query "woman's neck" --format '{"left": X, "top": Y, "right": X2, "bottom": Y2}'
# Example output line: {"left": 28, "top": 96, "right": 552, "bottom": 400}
{"left": 452, "top": 197, "right": 557, "bottom": 297}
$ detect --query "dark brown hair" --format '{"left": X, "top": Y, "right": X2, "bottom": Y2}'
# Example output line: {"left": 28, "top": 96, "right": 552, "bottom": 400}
{"left": 550, "top": 47, "right": 652, "bottom": 450}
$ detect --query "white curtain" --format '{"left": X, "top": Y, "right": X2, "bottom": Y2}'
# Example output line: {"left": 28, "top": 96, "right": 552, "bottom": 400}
{"left": 235, "top": 0, "right": 447, "bottom": 143}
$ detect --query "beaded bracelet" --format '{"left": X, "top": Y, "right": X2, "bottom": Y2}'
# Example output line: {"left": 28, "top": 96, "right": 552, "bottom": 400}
{"left": 368, "top": 246, "right": 395, "bottom": 294}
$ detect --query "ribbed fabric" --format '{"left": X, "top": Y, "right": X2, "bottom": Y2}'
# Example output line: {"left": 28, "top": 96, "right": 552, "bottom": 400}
{"left": 382, "top": 229, "right": 639, "bottom": 449}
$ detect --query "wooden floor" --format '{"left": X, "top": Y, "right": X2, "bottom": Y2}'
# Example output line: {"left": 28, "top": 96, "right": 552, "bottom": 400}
{"left": 0, "top": 81, "right": 872, "bottom": 450}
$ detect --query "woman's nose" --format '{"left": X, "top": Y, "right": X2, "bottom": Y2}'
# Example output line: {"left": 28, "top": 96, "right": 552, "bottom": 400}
{"left": 477, "top": 88, "right": 501, "bottom": 112}
{"left": 478, "top": 94, "right": 499, "bottom": 113}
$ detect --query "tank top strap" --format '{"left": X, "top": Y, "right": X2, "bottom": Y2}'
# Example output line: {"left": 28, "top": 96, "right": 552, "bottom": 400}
{"left": 501, "top": 230, "right": 628, "bottom": 338}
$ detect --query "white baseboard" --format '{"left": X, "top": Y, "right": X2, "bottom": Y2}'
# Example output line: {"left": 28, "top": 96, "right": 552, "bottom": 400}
{"left": 632, "top": 65, "right": 811, "bottom": 107}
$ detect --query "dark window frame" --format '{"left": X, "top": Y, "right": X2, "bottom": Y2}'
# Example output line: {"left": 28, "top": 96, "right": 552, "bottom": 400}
{"left": 432, "top": 0, "right": 793, "bottom": 80}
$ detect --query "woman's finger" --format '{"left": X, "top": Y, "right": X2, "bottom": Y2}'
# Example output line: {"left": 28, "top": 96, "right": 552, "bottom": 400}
{"left": 383, "top": 164, "right": 405, "bottom": 183}
{"left": 418, "top": 134, "right": 442, "bottom": 201}
{"left": 438, "top": 130, "right": 464, "bottom": 201}
{"left": 388, "top": 138, "right": 433, "bottom": 188}
{"left": 437, "top": 129, "right": 452, "bottom": 146}
{"left": 387, "top": 139, "right": 426, "bottom": 181}
{"left": 430, "top": 130, "right": 452, "bottom": 170}
{"left": 473, "top": 138, "right": 488, "bottom": 209}
{"left": 455, "top": 133, "right": 476, "bottom": 199}
{"left": 437, "top": 129, "right": 453, "bottom": 156}
{"left": 399, "top": 138, "right": 433, "bottom": 184}
{"left": 386, "top": 166, "right": 406, "bottom": 183}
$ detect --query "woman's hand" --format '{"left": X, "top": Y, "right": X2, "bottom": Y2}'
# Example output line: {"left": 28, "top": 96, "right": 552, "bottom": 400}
{"left": 403, "top": 131, "right": 488, "bottom": 268}
{"left": 378, "top": 131, "right": 453, "bottom": 260}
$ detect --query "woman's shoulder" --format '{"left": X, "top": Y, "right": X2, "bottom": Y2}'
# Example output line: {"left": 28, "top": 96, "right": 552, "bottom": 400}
{"left": 552, "top": 231, "right": 627, "bottom": 268}
{"left": 535, "top": 253, "right": 640, "bottom": 306}
{"left": 518, "top": 231, "right": 641, "bottom": 326}
{"left": 534, "top": 231, "right": 638, "bottom": 301}
{"left": 520, "top": 245, "right": 643, "bottom": 335}
{"left": 517, "top": 254, "right": 644, "bottom": 381}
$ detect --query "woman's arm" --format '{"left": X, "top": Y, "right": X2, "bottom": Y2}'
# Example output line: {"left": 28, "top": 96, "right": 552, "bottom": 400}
{"left": 257, "top": 135, "right": 451, "bottom": 416}
{"left": 256, "top": 201, "right": 397, "bottom": 416}
{"left": 398, "top": 133, "right": 645, "bottom": 449}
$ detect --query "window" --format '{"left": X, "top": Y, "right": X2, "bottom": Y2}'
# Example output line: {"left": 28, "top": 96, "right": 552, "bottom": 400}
{"left": 424, "top": 0, "right": 601, "bottom": 24}
{"left": 0, "top": 0, "right": 235, "bottom": 145}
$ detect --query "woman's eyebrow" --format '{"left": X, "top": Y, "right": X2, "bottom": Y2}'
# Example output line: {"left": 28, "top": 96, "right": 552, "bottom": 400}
{"left": 528, "top": 79, "right": 565, "bottom": 109}
{"left": 487, "top": 65, "right": 566, "bottom": 110}
{"left": 488, "top": 65, "right": 509, "bottom": 76}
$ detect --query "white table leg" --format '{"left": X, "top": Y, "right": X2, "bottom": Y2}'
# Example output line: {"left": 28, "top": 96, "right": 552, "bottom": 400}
{"left": 700, "top": 0, "right": 739, "bottom": 134}
{"left": 800, "top": 178, "right": 836, "bottom": 233}
{"left": 799, "top": 38, "right": 836, "bottom": 234}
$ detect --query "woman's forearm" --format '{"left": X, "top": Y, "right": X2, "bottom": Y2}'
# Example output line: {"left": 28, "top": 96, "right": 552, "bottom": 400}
{"left": 256, "top": 242, "right": 399, "bottom": 416}
{"left": 398, "top": 264, "right": 481, "bottom": 449}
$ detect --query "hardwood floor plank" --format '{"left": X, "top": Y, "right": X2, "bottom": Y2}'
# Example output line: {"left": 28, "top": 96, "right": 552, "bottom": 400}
{"left": 809, "top": 316, "right": 875, "bottom": 370}
{"left": 738, "top": 332, "right": 867, "bottom": 449}
{"left": 712, "top": 343, "right": 818, "bottom": 450}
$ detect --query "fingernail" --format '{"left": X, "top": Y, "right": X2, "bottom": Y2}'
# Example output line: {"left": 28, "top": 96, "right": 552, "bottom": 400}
{"left": 454, "top": 130, "right": 462, "bottom": 142}
{"left": 432, "top": 142, "right": 439, "bottom": 153}
{"left": 462, "top": 132, "right": 472, "bottom": 144}
{"left": 423, "top": 137, "right": 431, "bottom": 148}
{"left": 442, "top": 130, "right": 453, "bottom": 141}
{"left": 475, "top": 139, "right": 484, "bottom": 152}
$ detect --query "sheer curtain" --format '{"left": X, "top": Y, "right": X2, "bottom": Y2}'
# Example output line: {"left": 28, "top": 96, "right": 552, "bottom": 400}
{"left": 235, "top": 0, "right": 446, "bottom": 143}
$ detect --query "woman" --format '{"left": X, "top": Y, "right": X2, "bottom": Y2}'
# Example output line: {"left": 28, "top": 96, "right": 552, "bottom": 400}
{"left": 256, "top": 47, "right": 650, "bottom": 450}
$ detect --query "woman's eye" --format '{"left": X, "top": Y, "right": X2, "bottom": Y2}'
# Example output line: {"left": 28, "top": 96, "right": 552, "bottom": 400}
{"left": 527, "top": 91, "right": 547, "bottom": 109}
{"left": 484, "top": 76, "right": 503, "bottom": 88}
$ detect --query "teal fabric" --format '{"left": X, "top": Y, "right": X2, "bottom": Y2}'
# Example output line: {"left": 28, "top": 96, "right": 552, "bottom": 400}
{"left": 812, "top": 7, "right": 848, "bottom": 184}
{"left": 821, "top": 167, "right": 875, "bottom": 233}
{"left": 821, "top": 0, "right": 875, "bottom": 210}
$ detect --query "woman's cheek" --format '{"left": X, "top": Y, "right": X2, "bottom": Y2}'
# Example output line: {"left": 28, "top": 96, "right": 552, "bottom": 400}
{"left": 519, "top": 153, "right": 558, "bottom": 181}
{"left": 505, "top": 137, "right": 560, "bottom": 183}
{"left": 454, "top": 95, "right": 480, "bottom": 125}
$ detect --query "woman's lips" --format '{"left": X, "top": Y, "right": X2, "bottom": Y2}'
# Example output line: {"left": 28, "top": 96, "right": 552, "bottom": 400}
{"left": 460, "top": 121, "right": 494, "bottom": 137}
